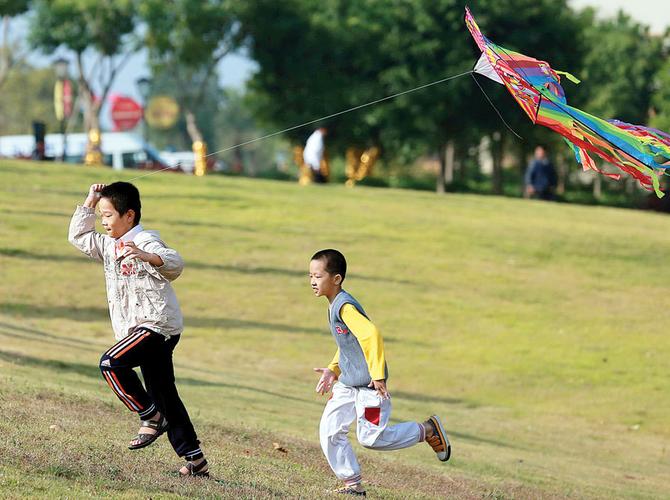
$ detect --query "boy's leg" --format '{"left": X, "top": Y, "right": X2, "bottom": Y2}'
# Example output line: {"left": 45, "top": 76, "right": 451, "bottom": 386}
{"left": 140, "top": 335, "right": 202, "bottom": 460}
{"left": 320, "top": 383, "right": 362, "bottom": 486}
{"left": 355, "top": 388, "right": 423, "bottom": 451}
{"left": 99, "top": 329, "right": 159, "bottom": 421}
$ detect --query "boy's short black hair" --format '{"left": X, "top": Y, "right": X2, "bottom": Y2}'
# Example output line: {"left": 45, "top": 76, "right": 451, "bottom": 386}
{"left": 311, "top": 249, "right": 347, "bottom": 281}
{"left": 100, "top": 182, "right": 141, "bottom": 225}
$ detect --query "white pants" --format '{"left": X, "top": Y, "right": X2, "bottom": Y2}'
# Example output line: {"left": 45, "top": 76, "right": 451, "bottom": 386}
{"left": 319, "top": 382, "right": 423, "bottom": 483}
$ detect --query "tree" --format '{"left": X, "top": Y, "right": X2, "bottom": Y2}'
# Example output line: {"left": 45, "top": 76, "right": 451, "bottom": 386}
{"left": 29, "top": 0, "right": 137, "bottom": 161}
{"left": 650, "top": 40, "right": 670, "bottom": 133}
{"left": 213, "top": 88, "right": 287, "bottom": 175}
{"left": 239, "top": 0, "right": 395, "bottom": 154}
{"left": 0, "top": 0, "right": 30, "bottom": 90}
{"left": 571, "top": 8, "right": 663, "bottom": 197}
{"left": 139, "top": 64, "right": 223, "bottom": 153}
{"left": 370, "top": 0, "right": 485, "bottom": 193}
{"left": 0, "top": 62, "right": 65, "bottom": 135}
{"left": 577, "top": 10, "right": 662, "bottom": 123}
{"left": 138, "top": 0, "right": 239, "bottom": 151}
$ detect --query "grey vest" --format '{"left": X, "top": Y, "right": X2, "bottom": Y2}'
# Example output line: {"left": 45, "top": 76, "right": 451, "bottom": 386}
{"left": 329, "top": 290, "right": 389, "bottom": 387}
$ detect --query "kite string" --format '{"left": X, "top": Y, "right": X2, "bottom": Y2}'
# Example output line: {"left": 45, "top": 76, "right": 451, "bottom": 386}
{"left": 127, "top": 69, "right": 473, "bottom": 182}
{"left": 471, "top": 72, "right": 523, "bottom": 140}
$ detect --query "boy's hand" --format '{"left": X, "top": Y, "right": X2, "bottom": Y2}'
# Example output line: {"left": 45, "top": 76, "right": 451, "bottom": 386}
{"left": 369, "top": 379, "right": 390, "bottom": 400}
{"left": 84, "top": 184, "right": 106, "bottom": 208}
{"left": 119, "top": 242, "right": 164, "bottom": 266}
{"left": 313, "top": 367, "right": 337, "bottom": 395}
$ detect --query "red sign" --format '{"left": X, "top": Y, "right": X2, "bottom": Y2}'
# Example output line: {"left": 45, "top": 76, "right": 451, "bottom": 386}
{"left": 110, "top": 96, "right": 143, "bottom": 131}
{"left": 63, "top": 80, "right": 73, "bottom": 118}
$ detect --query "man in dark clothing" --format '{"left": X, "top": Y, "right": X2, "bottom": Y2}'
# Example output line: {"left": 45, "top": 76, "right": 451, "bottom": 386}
{"left": 525, "top": 145, "right": 557, "bottom": 200}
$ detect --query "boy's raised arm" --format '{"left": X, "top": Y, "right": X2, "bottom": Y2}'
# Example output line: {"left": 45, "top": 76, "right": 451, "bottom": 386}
{"left": 68, "top": 184, "right": 106, "bottom": 262}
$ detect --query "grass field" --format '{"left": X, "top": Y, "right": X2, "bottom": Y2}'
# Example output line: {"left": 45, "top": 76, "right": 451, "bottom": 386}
{"left": 1, "top": 159, "right": 669, "bottom": 499}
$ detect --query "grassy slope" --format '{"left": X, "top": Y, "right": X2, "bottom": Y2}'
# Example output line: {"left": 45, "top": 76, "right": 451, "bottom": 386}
{"left": 0, "top": 160, "right": 669, "bottom": 499}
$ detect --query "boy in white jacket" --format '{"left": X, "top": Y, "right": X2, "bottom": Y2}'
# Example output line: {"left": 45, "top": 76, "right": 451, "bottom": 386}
{"left": 68, "top": 182, "right": 208, "bottom": 477}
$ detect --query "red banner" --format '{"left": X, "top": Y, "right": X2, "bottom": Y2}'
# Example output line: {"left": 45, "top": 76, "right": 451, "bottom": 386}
{"left": 63, "top": 80, "right": 72, "bottom": 118}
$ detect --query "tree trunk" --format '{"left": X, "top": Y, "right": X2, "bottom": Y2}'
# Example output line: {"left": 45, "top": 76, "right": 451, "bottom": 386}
{"left": 556, "top": 155, "right": 567, "bottom": 196}
{"left": 77, "top": 57, "right": 103, "bottom": 166}
{"left": 456, "top": 153, "right": 465, "bottom": 184}
{"left": 518, "top": 142, "right": 528, "bottom": 194}
{"left": 445, "top": 140, "right": 455, "bottom": 185}
{"left": 0, "top": 16, "right": 10, "bottom": 90}
{"left": 436, "top": 142, "right": 446, "bottom": 194}
{"left": 491, "top": 133, "right": 503, "bottom": 195}
{"left": 593, "top": 173, "right": 602, "bottom": 200}
{"left": 185, "top": 108, "right": 207, "bottom": 176}
{"left": 625, "top": 176, "right": 634, "bottom": 195}
{"left": 185, "top": 108, "right": 204, "bottom": 143}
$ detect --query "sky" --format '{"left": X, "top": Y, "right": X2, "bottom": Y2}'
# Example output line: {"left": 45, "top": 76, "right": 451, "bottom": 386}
{"left": 571, "top": 0, "right": 670, "bottom": 33}
{"left": 10, "top": 1, "right": 670, "bottom": 130}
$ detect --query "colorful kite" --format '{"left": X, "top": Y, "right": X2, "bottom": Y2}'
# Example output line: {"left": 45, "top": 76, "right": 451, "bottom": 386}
{"left": 465, "top": 7, "right": 670, "bottom": 197}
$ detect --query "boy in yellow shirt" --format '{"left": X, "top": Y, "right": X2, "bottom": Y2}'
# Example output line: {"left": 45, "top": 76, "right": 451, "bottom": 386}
{"left": 310, "top": 249, "right": 450, "bottom": 496}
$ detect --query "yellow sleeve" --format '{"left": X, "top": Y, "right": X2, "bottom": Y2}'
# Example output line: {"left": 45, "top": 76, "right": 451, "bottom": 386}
{"left": 340, "top": 303, "right": 386, "bottom": 380}
{"left": 327, "top": 348, "right": 341, "bottom": 377}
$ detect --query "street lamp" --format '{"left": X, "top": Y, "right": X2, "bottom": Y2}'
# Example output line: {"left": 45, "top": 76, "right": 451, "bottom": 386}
{"left": 136, "top": 76, "right": 151, "bottom": 143}
{"left": 54, "top": 57, "right": 68, "bottom": 79}
{"left": 53, "top": 57, "right": 70, "bottom": 162}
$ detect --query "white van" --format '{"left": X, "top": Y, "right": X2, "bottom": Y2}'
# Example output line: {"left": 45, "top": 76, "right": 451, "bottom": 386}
{"left": 0, "top": 131, "right": 169, "bottom": 170}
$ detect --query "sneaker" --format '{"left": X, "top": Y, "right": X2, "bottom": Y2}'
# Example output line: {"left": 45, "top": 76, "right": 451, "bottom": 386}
{"left": 425, "top": 415, "right": 451, "bottom": 462}
{"left": 333, "top": 485, "right": 367, "bottom": 496}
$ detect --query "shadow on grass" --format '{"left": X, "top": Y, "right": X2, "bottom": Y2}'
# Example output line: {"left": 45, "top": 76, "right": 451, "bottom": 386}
{"left": 185, "top": 316, "right": 417, "bottom": 345}
{"left": 0, "top": 248, "right": 89, "bottom": 264}
{"left": 392, "top": 390, "right": 470, "bottom": 407}
{"left": 0, "top": 303, "right": 419, "bottom": 346}
{"left": 0, "top": 248, "right": 415, "bottom": 285}
{"left": 1, "top": 302, "right": 325, "bottom": 336}
{"left": 0, "top": 349, "right": 315, "bottom": 405}
{"left": 144, "top": 218, "right": 258, "bottom": 233}
{"left": 0, "top": 349, "right": 100, "bottom": 378}
{"left": 188, "top": 261, "right": 417, "bottom": 285}
{"left": 143, "top": 193, "right": 247, "bottom": 204}
{"left": 186, "top": 315, "right": 322, "bottom": 335}
{"left": 1, "top": 303, "right": 109, "bottom": 322}
{"left": 0, "top": 321, "right": 105, "bottom": 351}
{"left": 449, "top": 429, "right": 525, "bottom": 450}
{"left": 3, "top": 208, "right": 71, "bottom": 219}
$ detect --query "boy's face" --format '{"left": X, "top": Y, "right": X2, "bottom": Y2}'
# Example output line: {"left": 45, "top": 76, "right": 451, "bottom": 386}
{"left": 309, "top": 258, "right": 342, "bottom": 298}
{"left": 98, "top": 197, "right": 136, "bottom": 239}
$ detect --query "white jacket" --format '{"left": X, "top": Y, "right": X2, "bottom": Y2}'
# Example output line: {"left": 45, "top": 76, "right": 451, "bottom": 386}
{"left": 303, "top": 129, "right": 324, "bottom": 169}
{"left": 68, "top": 205, "right": 184, "bottom": 340}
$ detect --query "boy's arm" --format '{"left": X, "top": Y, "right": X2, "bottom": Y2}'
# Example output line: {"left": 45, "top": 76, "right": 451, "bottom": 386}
{"left": 327, "top": 348, "right": 341, "bottom": 377}
{"left": 68, "top": 184, "right": 106, "bottom": 262}
{"left": 139, "top": 240, "right": 184, "bottom": 281}
{"left": 340, "top": 304, "right": 386, "bottom": 380}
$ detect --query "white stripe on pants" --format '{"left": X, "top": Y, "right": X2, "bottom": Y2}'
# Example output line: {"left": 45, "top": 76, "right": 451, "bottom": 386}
{"left": 319, "top": 382, "right": 422, "bottom": 482}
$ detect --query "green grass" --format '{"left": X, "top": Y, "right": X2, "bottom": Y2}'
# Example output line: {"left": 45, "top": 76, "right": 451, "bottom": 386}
{"left": 1, "top": 159, "right": 669, "bottom": 499}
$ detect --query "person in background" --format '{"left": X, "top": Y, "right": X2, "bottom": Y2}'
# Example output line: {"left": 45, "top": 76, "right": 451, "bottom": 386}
{"left": 525, "top": 145, "right": 557, "bottom": 200}
{"left": 303, "top": 127, "right": 329, "bottom": 183}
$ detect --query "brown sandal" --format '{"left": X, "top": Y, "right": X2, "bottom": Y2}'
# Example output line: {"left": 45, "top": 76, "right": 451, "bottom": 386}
{"left": 179, "top": 459, "right": 209, "bottom": 478}
{"left": 128, "top": 415, "right": 168, "bottom": 450}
